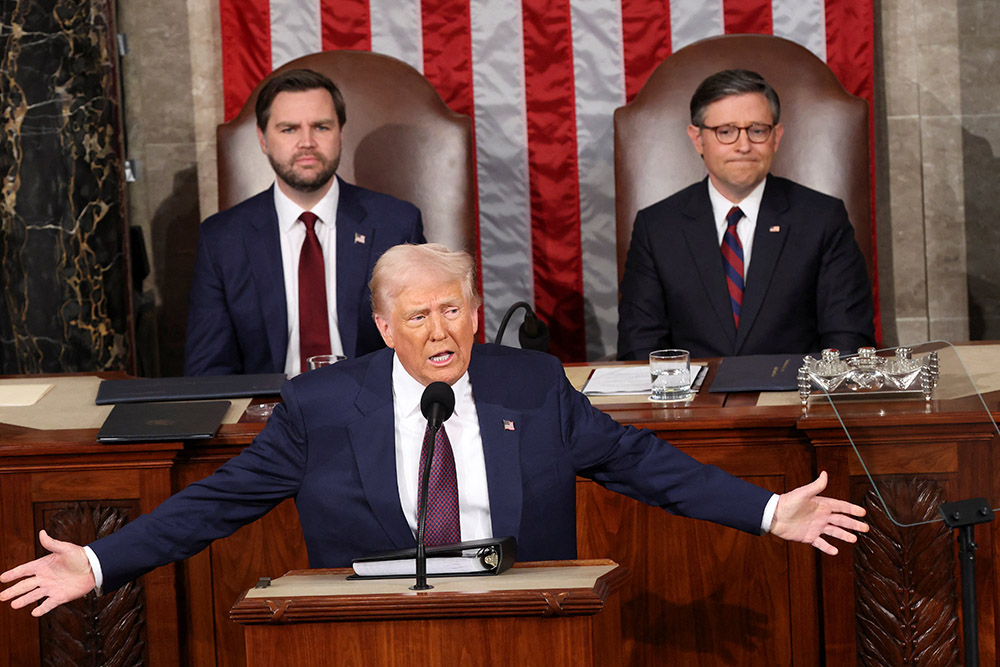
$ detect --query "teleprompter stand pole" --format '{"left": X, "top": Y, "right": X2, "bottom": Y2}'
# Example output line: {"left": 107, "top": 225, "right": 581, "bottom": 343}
{"left": 940, "top": 498, "right": 994, "bottom": 667}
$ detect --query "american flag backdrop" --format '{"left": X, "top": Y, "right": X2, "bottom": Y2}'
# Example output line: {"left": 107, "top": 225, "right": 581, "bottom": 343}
{"left": 219, "top": 0, "right": 874, "bottom": 361}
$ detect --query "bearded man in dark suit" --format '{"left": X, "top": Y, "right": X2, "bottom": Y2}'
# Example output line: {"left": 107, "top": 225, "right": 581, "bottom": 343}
{"left": 185, "top": 68, "right": 425, "bottom": 376}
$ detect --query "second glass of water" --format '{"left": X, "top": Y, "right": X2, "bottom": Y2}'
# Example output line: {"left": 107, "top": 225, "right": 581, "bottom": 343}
{"left": 649, "top": 349, "right": 691, "bottom": 401}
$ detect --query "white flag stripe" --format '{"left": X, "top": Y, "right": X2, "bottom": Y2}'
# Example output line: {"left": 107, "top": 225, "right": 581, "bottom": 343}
{"left": 270, "top": 0, "right": 322, "bottom": 69}
{"left": 772, "top": 0, "right": 827, "bottom": 62}
{"left": 571, "top": 0, "right": 626, "bottom": 359}
{"left": 670, "top": 0, "right": 724, "bottom": 52}
{"left": 470, "top": 0, "right": 534, "bottom": 343}
{"left": 369, "top": 0, "right": 424, "bottom": 72}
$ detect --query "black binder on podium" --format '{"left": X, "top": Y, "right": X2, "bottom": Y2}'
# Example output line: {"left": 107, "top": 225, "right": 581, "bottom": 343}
{"left": 349, "top": 536, "right": 517, "bottom": 579}
{"left": 96, "top": 373, "right": 287, "bottom": 405}
{"left": 709, "top": 354, "right": 802, "bottom": 392}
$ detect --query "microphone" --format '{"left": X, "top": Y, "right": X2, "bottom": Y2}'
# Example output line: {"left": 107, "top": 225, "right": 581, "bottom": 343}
{"left": 413, "top": 381, "right": 456, "bottom": 590}
{"left": 495, "top": 301, "right": 550, "bottom": 353}
{"left": 518, "top": 309, "right": 550, "bottom": 352}
{"left": 420, "top": 381, "right": 455, "bottom": 430}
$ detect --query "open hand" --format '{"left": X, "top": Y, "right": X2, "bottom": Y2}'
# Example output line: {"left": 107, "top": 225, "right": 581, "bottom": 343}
{"left": 770, "top": 471, "right": 869, "bottom": 555}
{"left": 0, "top": 530, "right": 96, "bottom": 617}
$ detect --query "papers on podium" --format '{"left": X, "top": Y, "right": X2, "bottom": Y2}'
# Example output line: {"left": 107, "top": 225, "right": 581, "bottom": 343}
{"left": 582, "top": 364, "right": 707, "bottom": 396}
{"left": 350, "top": 536, "right": 516, "bottom": 579}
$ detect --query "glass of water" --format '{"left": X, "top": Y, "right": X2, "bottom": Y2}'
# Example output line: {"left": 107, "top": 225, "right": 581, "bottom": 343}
{"left": 649, "top": 349, "right": 691, "bottom": 401}
{"left": 307, "top": 354, "right": 346, "bottom": 370}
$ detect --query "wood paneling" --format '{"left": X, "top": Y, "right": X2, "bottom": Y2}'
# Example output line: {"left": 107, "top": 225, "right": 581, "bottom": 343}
{"left": 1, "top": 362, "right": 998, "bottom": 665}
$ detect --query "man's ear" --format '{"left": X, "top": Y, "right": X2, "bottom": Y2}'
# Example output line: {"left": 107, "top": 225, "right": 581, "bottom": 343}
{"left": 772, "top": 123, "right": 784, "bottom": 153}
{"left": 257, "top": 126, "right": 268, "bottom": 155}
{"left": 374, "top": 314, "right": 395, "bottom": 348}
{"left": 687, "top": 124, "right": 704, "bottom": 156}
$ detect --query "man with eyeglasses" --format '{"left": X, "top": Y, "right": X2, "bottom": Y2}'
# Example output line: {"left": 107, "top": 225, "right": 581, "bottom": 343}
{"left": 617, "top": 69, "right": 875, "bottom": 360}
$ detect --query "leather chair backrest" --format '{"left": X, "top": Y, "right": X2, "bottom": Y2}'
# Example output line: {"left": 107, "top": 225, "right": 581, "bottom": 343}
{"left": 614, "top": 34, "right": 870, "bottom": 283}
{"left": 217, "top": 50, "right": 476, "bottom": 256}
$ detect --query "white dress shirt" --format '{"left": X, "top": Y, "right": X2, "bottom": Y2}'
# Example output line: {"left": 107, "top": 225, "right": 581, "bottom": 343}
{"left": 273, "top": 181, "right": 345, "bottom": 376}
{"left": 708, "top": 176, "right": 767, "bottom": 275}
{"left": 391, "top": 354, "right": 493, "bottom": 541}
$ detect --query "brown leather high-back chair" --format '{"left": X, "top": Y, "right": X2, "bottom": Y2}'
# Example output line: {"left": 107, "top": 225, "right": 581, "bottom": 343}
{"left": 217, "top": 50, "right": 475, "bottom": 255}
{"left": 614, "top": 34, "right": 871, "bottom": 283}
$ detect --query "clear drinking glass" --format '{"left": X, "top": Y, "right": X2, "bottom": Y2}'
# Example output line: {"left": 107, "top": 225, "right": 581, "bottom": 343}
{"left": 307, "top": 354, "right": 346, "bottom": 370}
{"left": 649, "top": 349, "right": 691, "bottom": 401}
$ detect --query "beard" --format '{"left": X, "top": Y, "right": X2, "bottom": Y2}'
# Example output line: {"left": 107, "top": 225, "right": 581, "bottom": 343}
{"left": 268, "top": 150, "right": 340, "bottom": 193}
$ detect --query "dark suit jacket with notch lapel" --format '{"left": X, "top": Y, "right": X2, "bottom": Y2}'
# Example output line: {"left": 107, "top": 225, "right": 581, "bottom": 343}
{"left": 617, "top": 175, "right": 875, "bottom": 360}
{"left": 184, "top": 177, "right": 425, "bottom": 375}
{"left": 91, "top": 344, "right": 772, "bottom": 591}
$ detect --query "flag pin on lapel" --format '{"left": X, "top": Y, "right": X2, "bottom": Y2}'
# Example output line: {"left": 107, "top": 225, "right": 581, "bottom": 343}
{"left": 769, "top": 225, "right": 780, "bottom": 232}
{"left": 503, "top": 419, "right": 515, "bottom": 431}
{"left": 354, "top": 233, "right": 366, "bottom": 244}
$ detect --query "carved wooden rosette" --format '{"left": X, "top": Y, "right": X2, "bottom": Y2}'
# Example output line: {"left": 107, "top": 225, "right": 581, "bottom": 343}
{"left": 854, "top": 478, "right": 959, "bottom": 666}
{"left": 37, "top": 501, "right": 148, "bottom": 667}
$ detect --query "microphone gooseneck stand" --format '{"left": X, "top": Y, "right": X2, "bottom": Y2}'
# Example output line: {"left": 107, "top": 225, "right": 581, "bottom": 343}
{"left": 495, "top": 301, "right": 551, "bottom": 353}
{"left": 411, "top": 381, "right": 456, "bottom": 591}
{"left": 411, "top": 424, "right": 438, "bottom": 591}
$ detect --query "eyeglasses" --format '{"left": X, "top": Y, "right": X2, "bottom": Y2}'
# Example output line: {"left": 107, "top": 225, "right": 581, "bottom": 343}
{"left": 700, "top": 123, "right": 774, "bottom": 144}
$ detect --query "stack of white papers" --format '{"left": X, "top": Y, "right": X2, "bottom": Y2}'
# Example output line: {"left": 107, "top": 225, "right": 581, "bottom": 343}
{"left": 582, "top": 365, "right": 707, "bottom": 396}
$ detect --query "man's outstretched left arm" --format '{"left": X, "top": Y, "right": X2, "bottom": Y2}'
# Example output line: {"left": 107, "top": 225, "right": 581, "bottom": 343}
{"left": 770, "top": 471, "right": 869, "bottom": 555}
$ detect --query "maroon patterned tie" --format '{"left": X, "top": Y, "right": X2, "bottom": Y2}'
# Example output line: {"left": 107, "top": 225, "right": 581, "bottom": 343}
{"left": 418, "top": 424, "right": 461, "bottom": 546}
{"left": 298, "top": 211, "right": 331, "bottom": 372}
{"left": 721, "top": 206, "right": 745, "bottom": 327}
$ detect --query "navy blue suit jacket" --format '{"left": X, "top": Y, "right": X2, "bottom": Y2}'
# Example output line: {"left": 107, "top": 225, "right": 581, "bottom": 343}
{"left": 91, "top": 345, "right": 771, "bottom": 591}
{"left": 618, "top": 176, "right": 875, "bottom": 360}
{"left": 184, "top": 178, "right": 425, "bottom": 375}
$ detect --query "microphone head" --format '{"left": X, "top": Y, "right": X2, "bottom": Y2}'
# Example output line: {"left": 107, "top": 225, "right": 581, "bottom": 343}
{"left": 420, "top": 381, "right": 455, "bottom": 424}
{"left": 518, "top": 312, "right": 551, "bottom": 352}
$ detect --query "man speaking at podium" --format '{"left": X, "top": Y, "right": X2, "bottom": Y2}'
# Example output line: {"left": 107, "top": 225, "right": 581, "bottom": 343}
{"left": 1, "top": 244, "right": 867, "bottom": 616}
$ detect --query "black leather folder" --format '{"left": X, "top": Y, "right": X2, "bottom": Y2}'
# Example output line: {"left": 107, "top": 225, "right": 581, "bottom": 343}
{"left": 349, "top": 536, "right": 517, "bottom": 579}
{"left": 95, "top": 373, "right": 287, "bottom": 405}
{"left": 709, "top": 354, "right": 803, "bottom": 392}
{"left": 97, "top": 400, "right": 231, "bottom": 443}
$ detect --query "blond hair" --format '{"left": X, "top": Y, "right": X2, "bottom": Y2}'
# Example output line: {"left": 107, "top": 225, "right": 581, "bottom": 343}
{"left": 370, "top": 243, "right": 481, "bottom": 318}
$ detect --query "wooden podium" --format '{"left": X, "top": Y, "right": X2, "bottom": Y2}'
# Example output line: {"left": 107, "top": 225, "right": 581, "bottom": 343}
{"left": 230, "top": 560, "right": 627, "bottom": 666}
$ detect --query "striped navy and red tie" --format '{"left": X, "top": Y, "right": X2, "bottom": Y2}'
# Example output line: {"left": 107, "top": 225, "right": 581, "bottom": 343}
{"left": 721, "top": 206, "right": 745, "bottom": 327}
{"left": 418, "top": 424, "right": 461, "bottom": 546}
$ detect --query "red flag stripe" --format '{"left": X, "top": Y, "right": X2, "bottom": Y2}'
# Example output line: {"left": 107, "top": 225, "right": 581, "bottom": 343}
{"left": 824, "top": 0, "right": 879, "bottom": 342}
{"left": 421, "top": 0, "right": 475, "bottom": 118}
{"left": 220, "top": 0, "right": 272, "bottom": 121}
{"left": 723, "top": 0, "right": 773, "bottom": 35}
{"left": 621, "top": 0, "right": 672, "bottom": 103}
{"left": 420, "top": 0, "right": 483, "bottom": 335}
{"left": 320, "top": 0, "right": 371, "bottom": 51}
{"left": 522, "top": 0, "right": 585, "bottom": 360}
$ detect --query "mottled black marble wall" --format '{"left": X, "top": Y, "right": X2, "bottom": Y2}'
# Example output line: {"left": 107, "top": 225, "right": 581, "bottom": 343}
{"left": 0, "top": 0, "right": 132, "bottom": 373}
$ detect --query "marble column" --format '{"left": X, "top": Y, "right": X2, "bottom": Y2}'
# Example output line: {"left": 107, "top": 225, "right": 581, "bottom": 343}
{"left": 0, "top": 0, "right": 132, "bottom": 374}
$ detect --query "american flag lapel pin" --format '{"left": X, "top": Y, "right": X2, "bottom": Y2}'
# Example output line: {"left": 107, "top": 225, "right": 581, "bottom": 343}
{"left": 354, "top": 232, "right": 366, "bottom": 244}
{"left": 769, "top": 225, "right": 780, "bottom": 233}
{"left": 503, "top": 419, "right": 515, "bottom": 431}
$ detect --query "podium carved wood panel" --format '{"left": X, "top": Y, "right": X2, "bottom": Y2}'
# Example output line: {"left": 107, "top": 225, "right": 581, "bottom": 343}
{"left": 0, "top": 446, "right": 180, "bottom": 667}
{"left": 854, "top": 479, "right": 959, "bottom": 666}
{"left": 38, "top": 501, "right": 148, "bottom": 667}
